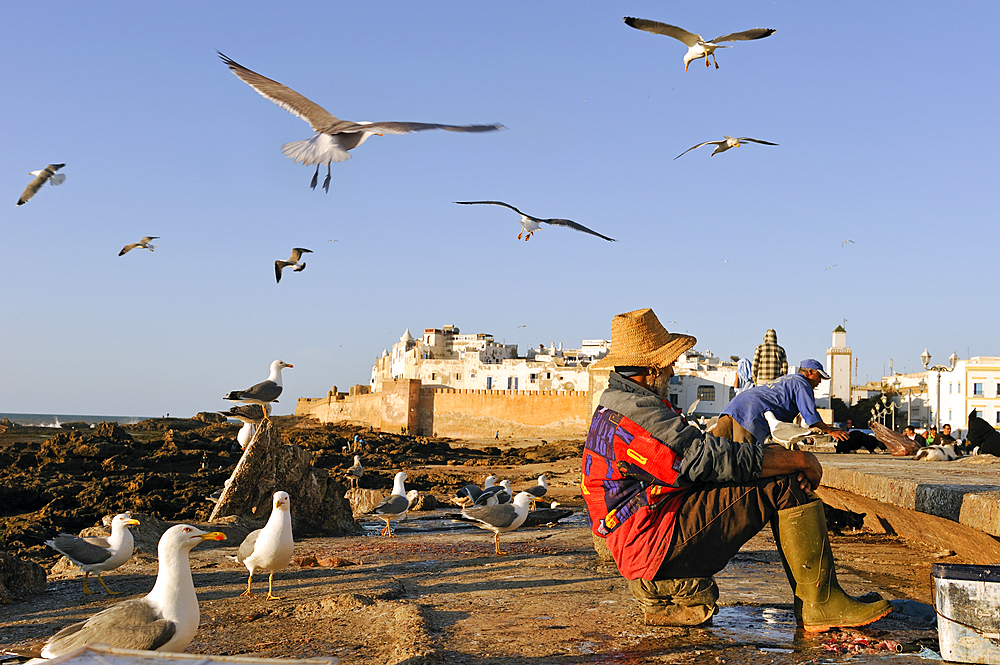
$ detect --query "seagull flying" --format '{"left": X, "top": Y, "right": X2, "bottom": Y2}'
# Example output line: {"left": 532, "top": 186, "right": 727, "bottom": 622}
{"left": 224, "top": 360, "right": 292, "bottom": 420}
{"left": 119, "top": 236, "right": 159, "bottom": 256}
{"left": 842, "top": 240, "right": 855, "bottom": 247}
{"left": 623, "top": 18, "right": 776, "bottom": 72}
{"left": 45, "top": 513, "right": 140, "bottom": 595}
{"left": 675, "top": 136, "right": 777, "bottom": 160}
{"left": 17, "top": 163, "right": 66, "bottom": 206}
{"left": 455, "top": 201, "right": 615, "bottom": 242}
{"left": 275, "top": 247, "right": 312, "bottom": 283}
{"left": 237, "top": 491, "right": 294, "bottom": 600}
{"left": 218, "top": 53, "right": 504, "bottom": 192}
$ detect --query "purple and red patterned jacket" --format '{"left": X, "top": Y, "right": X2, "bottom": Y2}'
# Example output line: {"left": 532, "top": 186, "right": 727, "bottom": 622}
{"left": 582, "top": 372, "right": 763, "bottom": 580}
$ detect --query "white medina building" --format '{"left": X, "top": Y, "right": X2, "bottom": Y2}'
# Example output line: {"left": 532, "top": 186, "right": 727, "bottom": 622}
{"left": 370, "top": 325, "right": 608, "bottom": 393}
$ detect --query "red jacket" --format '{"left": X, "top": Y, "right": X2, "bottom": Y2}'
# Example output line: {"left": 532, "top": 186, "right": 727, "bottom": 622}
{"left": 582, "top": 373, "right": 763, "bottom": 580}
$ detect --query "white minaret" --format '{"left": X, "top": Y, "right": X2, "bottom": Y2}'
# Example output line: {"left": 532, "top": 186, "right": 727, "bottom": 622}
{"left": 826, "top": 325, "right": 852, "bottom": 405}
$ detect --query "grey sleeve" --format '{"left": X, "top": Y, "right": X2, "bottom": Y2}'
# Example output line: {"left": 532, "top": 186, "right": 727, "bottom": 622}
{"left": 678, "top": 434, "right": 763, "bottom": 484}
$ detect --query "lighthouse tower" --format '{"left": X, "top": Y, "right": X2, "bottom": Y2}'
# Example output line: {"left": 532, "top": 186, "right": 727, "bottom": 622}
{"left": 826, "top": 325, "right": 852, "bottom": 405}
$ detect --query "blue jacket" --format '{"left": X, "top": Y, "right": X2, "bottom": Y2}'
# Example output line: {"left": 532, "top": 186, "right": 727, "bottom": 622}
{"left": 722, "top": 372, "right": 822, "bottom": 443}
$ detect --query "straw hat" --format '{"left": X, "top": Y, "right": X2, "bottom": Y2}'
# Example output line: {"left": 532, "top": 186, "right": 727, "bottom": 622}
{"left": 591, "top": 308, "right": 696, "bottom": 369}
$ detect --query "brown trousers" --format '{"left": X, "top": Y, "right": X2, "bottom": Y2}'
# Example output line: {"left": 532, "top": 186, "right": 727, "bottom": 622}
{"left": 655, "top": 472, "right": 811, "bottom": 580}
{"left": 710, "top": 414, "right": 756, "bottom": 444}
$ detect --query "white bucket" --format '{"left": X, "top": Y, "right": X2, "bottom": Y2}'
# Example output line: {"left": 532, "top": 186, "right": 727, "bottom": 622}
{"left": 933, "top": 564, "right": 1000, "bottom": 664}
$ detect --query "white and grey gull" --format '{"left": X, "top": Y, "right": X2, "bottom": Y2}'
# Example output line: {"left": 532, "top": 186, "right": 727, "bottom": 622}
{"left": 453, "top": 491, "right": 534, "bottom": 555}
{"left": 367, "top": 471, "right": 409, "bottom": 537}
{"left": 455, "top": 201, "right": 615, "bottom": 242}
{"left": 224, "top": 360, "right": 292, "bottom": 421}
{"left": 346, "top": 455, "right": 363, "bottom": 489}
{"left": 45, "top": 513, "right": 140, "bottom": 595}
{"left": 39, "top": 524, "right": 226, "bottom": 657}
{"left": 275, "top": 247, "right": 312, "bottom": 283}
{"left": 119, "top": 237, "right": 159, "bottom": 256}
{"left": 218, "top": 403, "right": 268, "bottom": 449}
{"left": 623, "top": 18, "right": 775, "bottom": 72}
{"left": 674, "top": 136, "right": 778, "bottom": 160}
{"left": 237, "top": 491, "right": 294, "bottom": 600}
{"left": 218, "top": 53, "right": 504, "bottom": 192}
{"left": 17, "top": 163, "right": 66, "bottom": 206}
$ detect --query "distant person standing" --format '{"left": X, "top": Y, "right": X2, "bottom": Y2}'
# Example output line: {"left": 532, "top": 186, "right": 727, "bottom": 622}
{"left": 752, "top": 329, "right": 788, "bottom": 386}
{"left": 733, "top": 357, "right": 753, "bottom": 395}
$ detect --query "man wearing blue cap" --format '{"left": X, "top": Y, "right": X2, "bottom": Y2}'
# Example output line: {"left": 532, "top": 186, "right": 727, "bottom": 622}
{"left": 715, "top": 359, "right": 849, "bottom": 445}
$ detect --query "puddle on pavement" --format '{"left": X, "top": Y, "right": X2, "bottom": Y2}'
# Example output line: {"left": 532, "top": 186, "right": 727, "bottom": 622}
{"left": 709, "top": 605, "right": 797, "bottom": 648}
{"left": 359, "top": 508, "right": 587, "bottom": 536}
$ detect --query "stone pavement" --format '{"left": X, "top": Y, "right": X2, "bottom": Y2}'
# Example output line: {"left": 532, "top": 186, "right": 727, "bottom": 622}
{"left": 814, "top": 451, "right": 1000, "bottom": 562}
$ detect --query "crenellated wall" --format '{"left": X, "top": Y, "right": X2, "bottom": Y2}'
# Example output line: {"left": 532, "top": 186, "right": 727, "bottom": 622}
{"left": 297, "top": 379, "right": 591, "bottom": 438}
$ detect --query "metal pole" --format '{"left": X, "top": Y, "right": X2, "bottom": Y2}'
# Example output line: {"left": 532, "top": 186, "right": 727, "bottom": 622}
{"left": 936, "top": 370, "right": 942, "bottom": 430}
{"left": 907, "top": 389, "right": 911, "bottom": 427}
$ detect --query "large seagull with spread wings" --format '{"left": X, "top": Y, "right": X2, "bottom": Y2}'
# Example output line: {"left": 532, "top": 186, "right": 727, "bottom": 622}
{"left": 623, "top": 18, "right": 775, "bottom": 72}
{"left": 455, "top": 201, "right": 615, "bottom": 242}
{"left": 218, "top": 53, "right": 504, "bottom": 192}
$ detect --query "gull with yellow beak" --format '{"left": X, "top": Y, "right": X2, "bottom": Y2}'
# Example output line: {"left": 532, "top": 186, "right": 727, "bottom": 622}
{"left": 45, "top": 513, "right": 140, "bottom": 595}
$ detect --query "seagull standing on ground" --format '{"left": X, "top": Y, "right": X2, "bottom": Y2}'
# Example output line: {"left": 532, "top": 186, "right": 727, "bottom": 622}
{"left": 224, "top": 360, "right": 292, "bottom": 422}
{"left": 119, "top": 236, "right": 159, "bottom": 256}
{"left": 453, "top": 491, "right": 534, "bottom": 555}
{"left": 368, "top": 471, "right": 409, "bottom": 537}
{"left": 455, "top": 201, "right": 615, "bottom": 242}
{"left": 451, "top": 475, "right": 496, "bottom": 508}
{"left": 346, "top": 455, "right": 363, "bottom": 489}
{"left": 275, "top": 248, "right": 312, "bottom": 283}
{"left": 623, "top": 18, "right": 776, "bottom": 72}
{"left": 17, "top": 163, "right": 66, "bottom": 206}
{"left": 474, "top": 479, "right": 512, "bottom": 506}
{"left": 524, "top": 475, "right": 548, "bottom": 510}
{"left": 39, "top": 525, "right": 226, "bottom": 657}
{"left": 219, "top": 404, "right": 267, "bottom": 449}
{"left": 45, "top": 514, "right": 140, "bottom": 595}
{"left": 218, "top": 53, "right": 504, "bottom": 192}
{"left": 237, "top": 491, "right": 294, "bottom": 600}
{"left": 674, "top": 136, "right": 778, "bottom": 160}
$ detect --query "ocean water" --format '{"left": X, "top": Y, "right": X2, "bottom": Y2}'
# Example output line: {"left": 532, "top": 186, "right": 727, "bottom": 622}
{"left": 0, "top": 413, "right": 153, "bottom": 428}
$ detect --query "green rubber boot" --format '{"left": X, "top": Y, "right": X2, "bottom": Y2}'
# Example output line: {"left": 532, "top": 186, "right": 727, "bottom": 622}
{"left": 776, "top": 500, "right": 892, "bottom": 632}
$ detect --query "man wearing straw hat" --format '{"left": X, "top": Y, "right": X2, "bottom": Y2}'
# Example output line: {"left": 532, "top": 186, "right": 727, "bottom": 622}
{"left": 582, "top": 308, "right": 891, "bottom": 631}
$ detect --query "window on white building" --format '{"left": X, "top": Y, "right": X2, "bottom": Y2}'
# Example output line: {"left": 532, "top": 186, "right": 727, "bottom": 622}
{"left": 996, "top": 411, "right": 1000, "bottom": 424}
{"left": 430, "top": 372, "right": 436, "bottom": 380}
{"left": 670, "top": 393, "right": 679, "bottom": 404}
{"left": 973, "top": 409, "right": 984, "bottom": 419}
{"left": 546, "top": 372, "right": 552, "bottom": 379}
{"left": 455, "top": 373, "right": 461, "bottom": 380}
{"left": 529, "top": 373, "right": 537, "bottom": 383}
{"left": 486, "top": 377, "right": 492, "bottom": 389}
{"left": 948, "top": 382, "right": 952, "bottom": 395}
{"left": 958, "top": 382, "right": 962, "bottom": 394}
{"left": 697, "top": 385, "right": 716, "bottom": 401}
{"left": 974, "top": 383, "right": 984, "bottom": 396}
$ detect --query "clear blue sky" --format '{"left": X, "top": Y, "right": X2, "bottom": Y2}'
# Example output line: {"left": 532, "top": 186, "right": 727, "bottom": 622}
{"left": 2, "top": 1, "right": 997, "bottom": 417}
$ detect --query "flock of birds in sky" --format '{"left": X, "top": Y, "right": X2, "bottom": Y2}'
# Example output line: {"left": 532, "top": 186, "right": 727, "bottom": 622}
{"left": 14, "top": 12, "right": 786, "bottom": 659}
{"left": 16, "top": 16, "right": 785, "bottom": 264}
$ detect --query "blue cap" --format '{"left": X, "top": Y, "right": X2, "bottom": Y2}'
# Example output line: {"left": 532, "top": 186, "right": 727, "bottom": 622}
{"left": 800, "top": 359, "right": 830, "bottom": 379}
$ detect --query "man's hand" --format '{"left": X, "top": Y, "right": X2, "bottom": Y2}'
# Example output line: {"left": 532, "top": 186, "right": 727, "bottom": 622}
{"left": 828, "top": 429, "right": 850, "bottom": 442}
{"left": 761, "top": 447, "right": 823, "bottom": 491}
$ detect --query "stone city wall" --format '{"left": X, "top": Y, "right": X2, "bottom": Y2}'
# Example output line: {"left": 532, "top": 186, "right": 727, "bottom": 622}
{"left": 296, "top": 380, "right": 591, "bottom": 438}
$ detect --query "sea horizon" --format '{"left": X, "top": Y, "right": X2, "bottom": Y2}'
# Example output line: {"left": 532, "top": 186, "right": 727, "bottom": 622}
{"left": 0, "top": 412, "right": 155, "bottom": 428}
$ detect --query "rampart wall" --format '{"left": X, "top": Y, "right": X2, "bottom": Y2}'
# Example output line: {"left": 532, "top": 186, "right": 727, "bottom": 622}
{"left": 296, "top": 380, "right": 591, "bottom": 438}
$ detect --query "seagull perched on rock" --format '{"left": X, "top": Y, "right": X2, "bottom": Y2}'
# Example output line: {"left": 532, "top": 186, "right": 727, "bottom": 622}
{"left": 275, "top": 247, "right": 312, "bottom": 283}
{"left": 224, "top": 360, "right": 291, "bottom": 421}
{"left": 119, "top": 236, "right": 159, "bottom": 256}
{"left": 17, "top": 163, "right": 66, "bottom": 206}
{"left": 675, "top": 136, "right": 777, "bottom": 160}
{"left": 452, "top": 491, "right": 534, "bottom": 555}
{"left": 237, "top": 491, "right": 294, "bottom": 600}
{"left": 455, "top": 201, "right": 615, "bottom": 242}
{"left": 218, "top": 53, "right": 504, "bottom": 192}
{"left": 39, "top": 525, "right": 226, "bottom": 657}
{"left": 346, "top": 455, "right": 363, "bottom": 489}
{"left": 623, "top": 18, "right": 775, "bottom": 72}
{"left": 45, "top": 513, "right": 140, "bottom": 595}
{"left": 367, "top": 471, "right": 409, "bottom": 537}
{"left": 218, "top": 404, "right": 267, "bottom": 449}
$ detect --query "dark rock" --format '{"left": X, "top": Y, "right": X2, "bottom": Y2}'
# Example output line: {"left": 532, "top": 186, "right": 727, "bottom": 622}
{"left": 0, "top": 552, "right": 46, "bottom": 603}
{"left": 194, "top": 412, "right": 227, "bottom": 424}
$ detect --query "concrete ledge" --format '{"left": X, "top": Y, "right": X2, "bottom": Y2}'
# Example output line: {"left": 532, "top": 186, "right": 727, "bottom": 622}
{"left": 815, "top": 452, "right": 1000, "bottom": 562}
